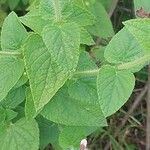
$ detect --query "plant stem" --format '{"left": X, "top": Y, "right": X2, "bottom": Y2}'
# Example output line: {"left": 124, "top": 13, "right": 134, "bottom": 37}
{"left": 74, "top": 55, "right": 150, "bottom": 77}
{"left": 117, "top": 55, "right": 150, "bottom": 70}
{"left": 0, "top": 51, "right": 21, "bottom": 56}
{"left": 52, "top": 0, "right": 62, "bottom": 22}
{"left": 73, "top": 69, "right": 99, "bottom": 77}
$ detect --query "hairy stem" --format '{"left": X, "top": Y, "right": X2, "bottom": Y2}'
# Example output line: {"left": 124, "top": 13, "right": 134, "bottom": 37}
{"left": 52, "top": 0, "right": 62, "bottom": 22}
{"left": 0, "top": 51, "right": 22, "bottom": 56}
{"left": 74, "top": 55, "right": 150, "bottom": 77}
{"left": 117, "top": 55, "right": 150, "bottom": 70}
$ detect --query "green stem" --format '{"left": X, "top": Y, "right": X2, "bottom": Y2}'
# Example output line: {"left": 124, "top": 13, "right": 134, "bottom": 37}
{"left": 0, "top": 51, "right": 21, "bottom": 56}
{"left": 73, "top": 69, "right": 99, "bottom": 77}
{"left": 52, "top": 0, "right": 62, "bottom": 22}
{"left": 74, "top": 55, "right": 150, "bottom": 77}
{"left": 117, "top": 55, "right": 150, "bottom": 70}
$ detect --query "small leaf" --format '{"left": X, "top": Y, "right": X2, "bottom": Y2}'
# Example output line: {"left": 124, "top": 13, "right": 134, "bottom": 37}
{"left": 124, "top": 19, "right": 150, "bottom": 53}
{"left": 24, "top": 34, "right": 69, "bottom": 112}
{"left": 0, "top": 56, "right": 24, "bottom": 101}
{"left": 0, "top": 118, "right": 39, "bottom": 150}
{"left": 1, "top": 12, "right": 27, "bottom": 51}
{"left": 97, "top": 65, "right": 135, "bottom": 117}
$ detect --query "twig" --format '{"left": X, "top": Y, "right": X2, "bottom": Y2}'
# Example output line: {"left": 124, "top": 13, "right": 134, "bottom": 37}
{"left": 146, "top": 66, "right": 150, "bottom": 150}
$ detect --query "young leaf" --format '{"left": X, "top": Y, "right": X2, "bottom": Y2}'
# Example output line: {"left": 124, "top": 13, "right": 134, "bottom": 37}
{"left": 42, "top": 22, "right": 80, "bottom": 73}
{"left": 97, "top": 65, "right": 135, "bottom": 117}
{"left": 23, "top": 34, "right": 69, "bottom": 112}
{"left": 124, "top": 19, "right": 150, "bottom": 53}
{"left": 104, "top": 28, "right": 144, "bottom": 72}
{"left": 1, "top": 12, "right": 27, "bottom": 51}
{"left": 41, "top": 86, "right": 107, "bottom": 127}
{"left": 0, "top": 56, "right": 24, "bottom": 101}
{"left": 0, "top": 118, "right": 39, "bottom": 150}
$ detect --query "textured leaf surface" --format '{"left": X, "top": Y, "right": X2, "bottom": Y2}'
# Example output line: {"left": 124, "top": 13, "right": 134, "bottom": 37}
{"left": 24, "top": 34, "right": 68, "bottom": 111}
{"left": 1, "top": 12, "right": 27, "bottom": 51}
{"left": 41, "top": 86, "right": 107, "bottom": 127}
{"left": 105, "top": 28, "right": 144, "bottom": 72}
{"left": 0, "top": 56, "right": 24, "bottom": 101}
{"left": 19, "top": 10, "right": 48, "bottom": 34}
{"left": 66, "top": 4, "right": 95, "bottom": 26}
{"left": 124, "top": 19, "right": 150, "bottom": 53}
{"left": 97, "top": 65, "right": 135, "bottom": 117}
{"left": 0, "top": 118, "right": 39, "bottom": 150}
{"left": 42, "top": 22, "right": 80, "bottom": 73}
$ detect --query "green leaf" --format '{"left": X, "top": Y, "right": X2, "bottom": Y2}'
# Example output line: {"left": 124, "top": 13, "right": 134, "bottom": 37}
{"left": 104, "top": 28, "right": 144, "bottom": 72}
{"left": 68, "top": 52, "right": 98, "bottom": 105}
{"left": 59, "top": 126, "right": 97, "bottom": 149}
{"left": 23, "top": 34, "right": 69, "bottom": 112}
{"left": 87, "top": 0, "right": 114, "bottom": 38}
{"left": 37, "top": 116, "right": 59, "bottom": 149}
{"left": 39, "top": 0, "right": 69, "bottom": 20}
{"left": 97, "top": 65, "right": 135, "bottom": 117}
{"left": 80, "top": 28, "right": 95, "bottom": 45}
{"left": 1, "top": 12, "right": 27, "bottom": 51}
{"left": 0, "top": 56, "right": 24, "bottom": 102}
{"left": 124, "top": 19, "right": 150, "bottom": 53}
{"left": 8, "top": 0, "right": 20, "bottom": 10}
{"left": 1, "top": 86, "right": 26, "bottom": 109}
{"left": 41, "top": 86, "right": 107, "bottom": 127}
{"left": 42, "top": 22, "right": 80, "bottom": 73}
{"left": 0, "top": 118, "right": 39, "bottom": 150}
{"left": 19, "top": 10, "right": 48, "bottom": 34}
